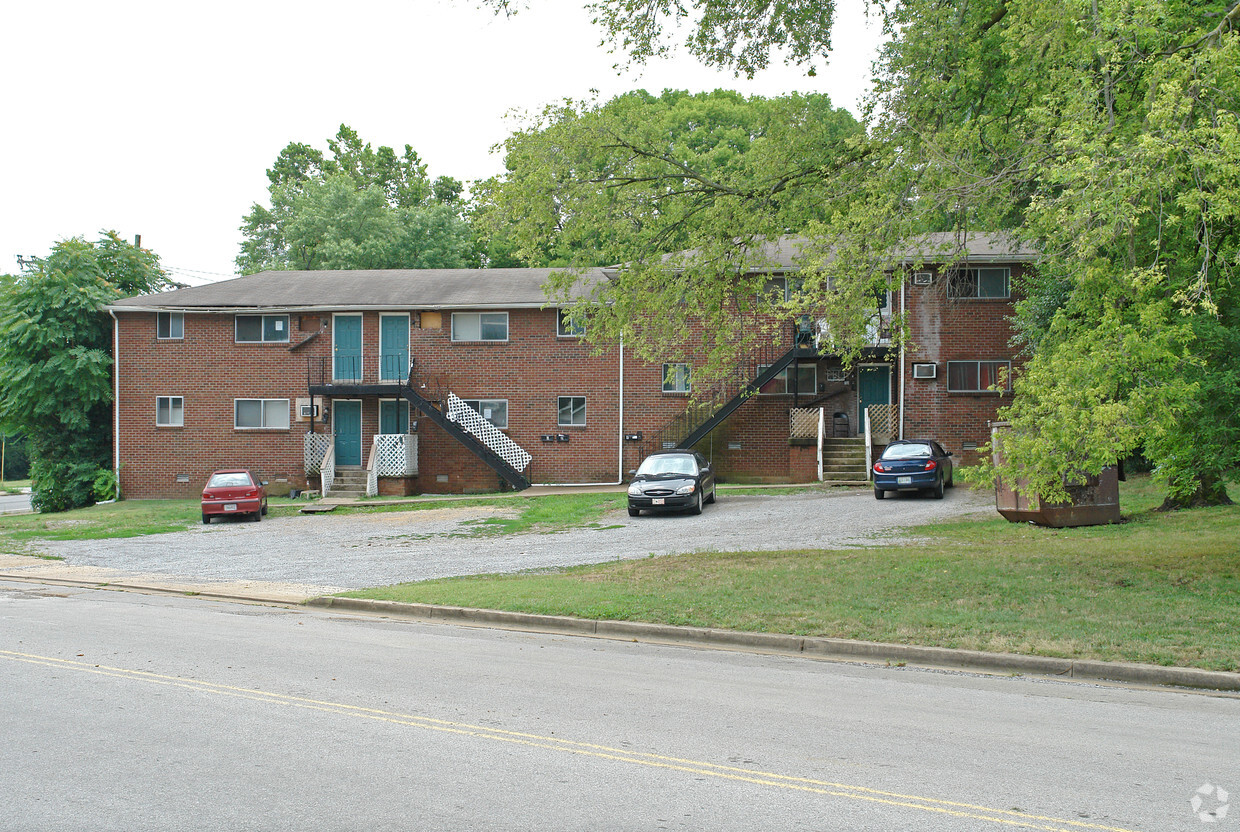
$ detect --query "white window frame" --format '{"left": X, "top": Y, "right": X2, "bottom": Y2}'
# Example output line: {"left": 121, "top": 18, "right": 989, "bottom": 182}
{"left": 233, "top": 398, "right": 290, "bottom": 430}
{"left": 662, "top": 363, "right": 691, "bottom": 393}
{"left": 557, "top": 395, "right": 586, "bottom": 427}
{"left": 155, "top": 396, "right": 183, "bottom": 426}
{"left": 557, "top": 309, "right": 586, "bottom": 338}
{"left": 948, "top": 267, "right": 1011, "bottom": 299}
{"left": 946, "top": 360, "right": 1012, "bottom": 393}
{"left": 451, "top": 311, "right": 508, "bottom": 342}
{"left": 756, "top": 364, "right": 817, "bottom": 395}
{"left": 235, "top": 314, "right": 290, "bottom": 343}
{"left": 156, "top": 312, "right": 183, "bottom": 340}
{"left": 460, "top": 398, "right": 509, "bottom": 429}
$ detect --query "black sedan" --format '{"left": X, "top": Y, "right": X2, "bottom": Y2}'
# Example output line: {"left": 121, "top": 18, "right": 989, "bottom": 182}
{"left": 872, "top": 440, "right": 954, "bottom": 499}
{"left": 627, "top": 450, "right": 717, "bottom": 516}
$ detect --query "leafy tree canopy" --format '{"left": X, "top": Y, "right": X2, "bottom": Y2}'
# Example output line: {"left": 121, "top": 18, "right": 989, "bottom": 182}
{"left": 484, "top": 88, "right": 867, "bottom": 377}
{"left": 238, "top": 125, "right": 474, "bottom": 273}
{"left": 0, "top": 232, "right": 170, "bottom": 511}
{"left": 488, "top": 0, "right": 1240, "bottom": 507}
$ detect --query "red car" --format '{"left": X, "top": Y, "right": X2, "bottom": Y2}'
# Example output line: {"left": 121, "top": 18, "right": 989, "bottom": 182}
{"left": 201, "top": 469, "right": 268, "bottom": 524}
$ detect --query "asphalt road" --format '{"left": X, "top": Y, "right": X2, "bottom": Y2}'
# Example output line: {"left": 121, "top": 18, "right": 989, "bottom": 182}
{"left": 33, "top": 487, "right": 993, "bottom": 591}
{"left": 2, "top": 583, "right": 1236, "bottom": 831}
{"left": 0, "top": 492, "right": 32, "bottom": 515}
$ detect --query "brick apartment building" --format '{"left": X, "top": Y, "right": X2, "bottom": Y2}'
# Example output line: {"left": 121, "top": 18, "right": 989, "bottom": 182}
{"left": 107, "top": 233, "right": 1033, "bottom": 499}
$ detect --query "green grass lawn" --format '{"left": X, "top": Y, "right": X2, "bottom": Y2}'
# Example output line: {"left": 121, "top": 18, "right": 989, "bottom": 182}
{"left": 0, "top": 478, "right": 31, "bottom": 495}
{"left": 345, "top": 475, "right": 1240, "bottom": 672}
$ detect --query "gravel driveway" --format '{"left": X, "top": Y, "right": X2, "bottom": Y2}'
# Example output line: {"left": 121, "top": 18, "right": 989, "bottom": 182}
{"left": 34, "top": 487, "right": 993, "bottom": 593}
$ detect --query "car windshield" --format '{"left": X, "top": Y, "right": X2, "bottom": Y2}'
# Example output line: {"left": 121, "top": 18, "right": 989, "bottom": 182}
{"left": 208, "top": 472, "right": 252, "bottom": 488}
{"left": 636, "top": 455, "right": 697, "bottom": 477}
{"left": 882, "top": 443, "right": 933, "bottom": 460}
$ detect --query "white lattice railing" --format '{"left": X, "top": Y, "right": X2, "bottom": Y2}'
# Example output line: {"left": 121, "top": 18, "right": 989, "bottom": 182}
{"left": 320, "top": 442, "right": 336, "bottom": 496}
{"left": 365, "top": 439, "right": 379, "bottom": 498}
{"left": 867, "top": 403, "right": 897, "bottom": 441}
{"left": 789, "top": 407, "right": 822, "bottom": 438}
{"left": 304, "top": 432, "right": 332, "bottom": 475}
{"left": 817, "top": 407, "right": 825, "bottom": 482}
{"left": 864, "top": 408, "right": 873, "bottom": 481}
{"left": 447, "top": 393, "right": 532, "bottom": 472}
{"left": 374, "top": 434, "right": 418, "bottom": 477}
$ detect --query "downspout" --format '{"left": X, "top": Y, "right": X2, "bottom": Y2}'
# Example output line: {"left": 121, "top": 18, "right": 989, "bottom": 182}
{"left": 531, "top": 334, "right": 625, "bottom": 488}
{"left": 109, "top": 309, "right": 121, "bottom": 499}
{"left": 898, "top": 277, "right": 906, "bottom": 440}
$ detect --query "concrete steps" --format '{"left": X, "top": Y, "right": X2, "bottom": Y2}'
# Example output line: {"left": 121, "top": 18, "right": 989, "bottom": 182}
{"left": 326, "top": 465, "right": 368, "bottom": 498}
{"left": 818, "top": 438, "right": 869, "bottom": 485}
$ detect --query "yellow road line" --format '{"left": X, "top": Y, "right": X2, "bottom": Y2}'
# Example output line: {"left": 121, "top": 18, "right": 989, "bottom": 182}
{"left": 0, "top": 649, "right": 1143, "bottom": 832}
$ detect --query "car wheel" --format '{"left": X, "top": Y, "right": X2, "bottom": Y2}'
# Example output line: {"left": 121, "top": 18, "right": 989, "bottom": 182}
{"left": 628, "top": 507, "right": 640, "bottom": 517}
{"left": 705, "top": 485, "right": 716, "bottom": 505}
{"left": 688, "top": 490, "right": 703, "bottom": 515}
{"left": 202, "top": 514, "right": 210, "bottom": 525}
{"left": 261, "top": 501, "right": 268, "bottom": 515}
{"left": 874, "top": 486, "right": 884, "bottom": 500}
{"left": 932, "top": 476, "right": 945, "bottom": 499}
{"left": 947, "top": 469, "right": 955, "bottom": 488}
{"left": 253, "top": 509, "right": 262, "bottom": 522}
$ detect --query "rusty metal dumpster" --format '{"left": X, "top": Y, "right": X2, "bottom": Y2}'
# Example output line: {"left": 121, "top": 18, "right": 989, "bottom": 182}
{"left": 991, "top": 421, "right": 1121, "bottom": 527}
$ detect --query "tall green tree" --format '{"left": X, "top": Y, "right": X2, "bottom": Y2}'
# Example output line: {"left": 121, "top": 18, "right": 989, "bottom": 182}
{"left": 0, "top": 233, "right": 171, "bottom": 511}
{"left": 237, "top": 125, "right": 474, "bottom": 273}
{"left": 487, "top": 0, "right": 1240, "bottom": 507}
{"left": 484, "top": 89, "right": 867, "bottom": 378}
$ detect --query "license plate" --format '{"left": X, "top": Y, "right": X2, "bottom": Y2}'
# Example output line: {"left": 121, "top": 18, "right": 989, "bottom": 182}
{"left": 897, "top": 477, "right": 912, "bottom": 485}
{"left": 224, "top": 503, "right": 238, "bottom": 512}
{"left": 652, "top": 498, "right": 665, "bottom": 505}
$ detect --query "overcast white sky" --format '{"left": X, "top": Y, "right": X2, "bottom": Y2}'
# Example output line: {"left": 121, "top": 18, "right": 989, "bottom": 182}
{"left": 1, "top": 0, "right": 884, "bottom": 285}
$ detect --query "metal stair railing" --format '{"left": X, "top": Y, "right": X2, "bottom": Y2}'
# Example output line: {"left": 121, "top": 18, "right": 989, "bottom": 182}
{"left": 646, "top": 322, "right": 814, "bottom": 454}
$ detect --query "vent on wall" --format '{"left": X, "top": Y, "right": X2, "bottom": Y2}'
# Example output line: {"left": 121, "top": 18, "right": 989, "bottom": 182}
{"left": 912, "top": 271, "right": 934, "bottom": 286}
{"left": 912, "top": 363, "right": 937, "bottom": 379}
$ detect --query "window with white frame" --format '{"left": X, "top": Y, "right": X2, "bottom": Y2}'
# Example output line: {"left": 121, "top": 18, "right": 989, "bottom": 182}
{"left": 157, "top": 312, "right": 183, "bottom": 340}
{"left": 156, "top": 396, "right": 183, "bottom": 426}
{"left": 947, "top": 360, "right": 1011, "bottom": 393}
{"left": 756, "top": 364, "right": 817, "bottom": 395}
{"left": 557, "top": 310, "right": 585, "bottom": 337}
{"left": 948, "top": 267, "right": 1010, "bottom": 299}
{"left": 460, "top": 399, "right": 509, "bottom": 429}
{"left": 451, "top": 312, "right": 508, "bottom": 342}
{"left": 235, "top": 314, "right": 290, "bottom": 343}
{"left": 557, "top": 396, "right": 586, "bottom": 426}
{"left": 662, "top": 363, "right": 691, "bottom": 393}
{"left": 234, "top": 398, "right": 290, "bottom": 429}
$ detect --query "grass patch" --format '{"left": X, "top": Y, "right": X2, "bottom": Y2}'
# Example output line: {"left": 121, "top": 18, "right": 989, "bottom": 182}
{"left": 346, "top": 475, "right": 1240, "bottom": 672}
{"left": 0, "top": 478, "right": 31, "bottom": 495}
{"left": 341, "top": 492, "right": 625, "bottom": 536}
{"left": 0, "top": 500, "right": 204, "bottom": 546}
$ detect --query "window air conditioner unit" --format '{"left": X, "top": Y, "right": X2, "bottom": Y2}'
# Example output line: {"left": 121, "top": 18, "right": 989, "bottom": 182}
{"left": 912, "top": 271, "right": 934, "bottom": 286}
{"left": 300, "top": 404, "right": 319, "bottom": 418}
{"left": 912, "top": 363, "right": 937, "bottom": 379}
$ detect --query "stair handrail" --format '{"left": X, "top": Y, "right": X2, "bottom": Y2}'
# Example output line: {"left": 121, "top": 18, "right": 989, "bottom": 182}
{"left": 320, "top": 441, "right": 336, "bottom": 497}
{"left": 864, "top": 407, "right": 873, "bottom": 481}
{"left": 365, "top": 436, "right": 379, "bottom": 497}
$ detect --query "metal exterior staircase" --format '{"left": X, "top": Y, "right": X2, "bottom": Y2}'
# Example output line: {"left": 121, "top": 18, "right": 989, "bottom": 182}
{"left": 398, "top": 386, "right": 532, "bottom": 491}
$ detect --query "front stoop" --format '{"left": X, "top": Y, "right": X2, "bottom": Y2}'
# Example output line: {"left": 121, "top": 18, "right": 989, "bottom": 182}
{"left": 325, "top": 465, "right": 368, "bottom": 498}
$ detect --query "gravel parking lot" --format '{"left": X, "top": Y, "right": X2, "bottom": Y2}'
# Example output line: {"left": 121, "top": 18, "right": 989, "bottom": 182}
{"left": 34, "top": 487, "right": 993, "bottom": 593}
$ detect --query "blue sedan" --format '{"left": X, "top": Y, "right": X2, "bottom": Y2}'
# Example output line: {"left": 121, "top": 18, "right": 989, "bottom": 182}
{"left": 873, "top": 440, "right": 954, "bottom": 500}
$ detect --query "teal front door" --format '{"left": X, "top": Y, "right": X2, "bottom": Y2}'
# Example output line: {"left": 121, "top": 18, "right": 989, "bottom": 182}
{"left": 858, "top": 365, "right": 891, "bottom": 425}
{"left": 333, "top": 400, "right": 362, "bottom": 466}
{"left": 334, "top": 314, "right": 362, "bottom": 381}
{"left": 379, "top": 314, "right": 409, "bottom": 381}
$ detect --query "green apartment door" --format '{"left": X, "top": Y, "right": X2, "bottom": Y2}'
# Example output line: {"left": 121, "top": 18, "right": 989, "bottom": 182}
{"left": 379, "top": 314, "right": 409, "bottom": 382}
{"left": 858, "top": 365, "right": 891, "bottom": 426}
{"left": 333, "top": 400, "right": 362, "bottom": 466}
{"left": 334, "top": 314, "right": 362, "bottom": 381}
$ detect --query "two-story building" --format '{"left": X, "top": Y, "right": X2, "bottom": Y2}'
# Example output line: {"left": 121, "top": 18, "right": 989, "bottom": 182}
{"left": 107, "top": 233, "right": 1033, "bottom": 499}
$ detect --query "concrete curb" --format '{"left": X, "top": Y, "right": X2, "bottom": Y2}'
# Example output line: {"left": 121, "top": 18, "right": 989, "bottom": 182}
{"left": 5, "top": 572, "right": 1235, "bottom": 692}
{"left": 307, "top": 596, "right": 1240, "bottom": 693}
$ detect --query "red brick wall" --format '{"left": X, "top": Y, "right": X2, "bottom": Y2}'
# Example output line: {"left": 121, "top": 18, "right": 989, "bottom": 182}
{"left": 114, "top": 267, "right": 1025, "bottom": 497}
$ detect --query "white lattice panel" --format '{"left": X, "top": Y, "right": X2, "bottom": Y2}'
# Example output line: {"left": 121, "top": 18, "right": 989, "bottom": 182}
{"left": 448, "top": 393, "right": 532, "bottom": 472}
{"left": 304, "top": 433, "right": 332, "bottom": 475}
{"left": 789, "top": 408, "right": 822, "bottom": 438}
{"left": 375, "top": 434, "right": 418, "bottom": 476}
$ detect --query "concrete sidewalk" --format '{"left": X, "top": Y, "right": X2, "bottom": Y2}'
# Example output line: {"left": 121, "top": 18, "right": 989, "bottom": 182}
{"left": 2, "top": 554, "right": 1237, "bottom": 694}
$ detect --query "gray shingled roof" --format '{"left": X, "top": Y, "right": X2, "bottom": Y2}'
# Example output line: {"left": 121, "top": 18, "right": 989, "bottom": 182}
{"left": 111, "top": 267, "right": 607, "bottom": 311}
{"left": 111, "top": 233, "right": 1035, "bottom": 311}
